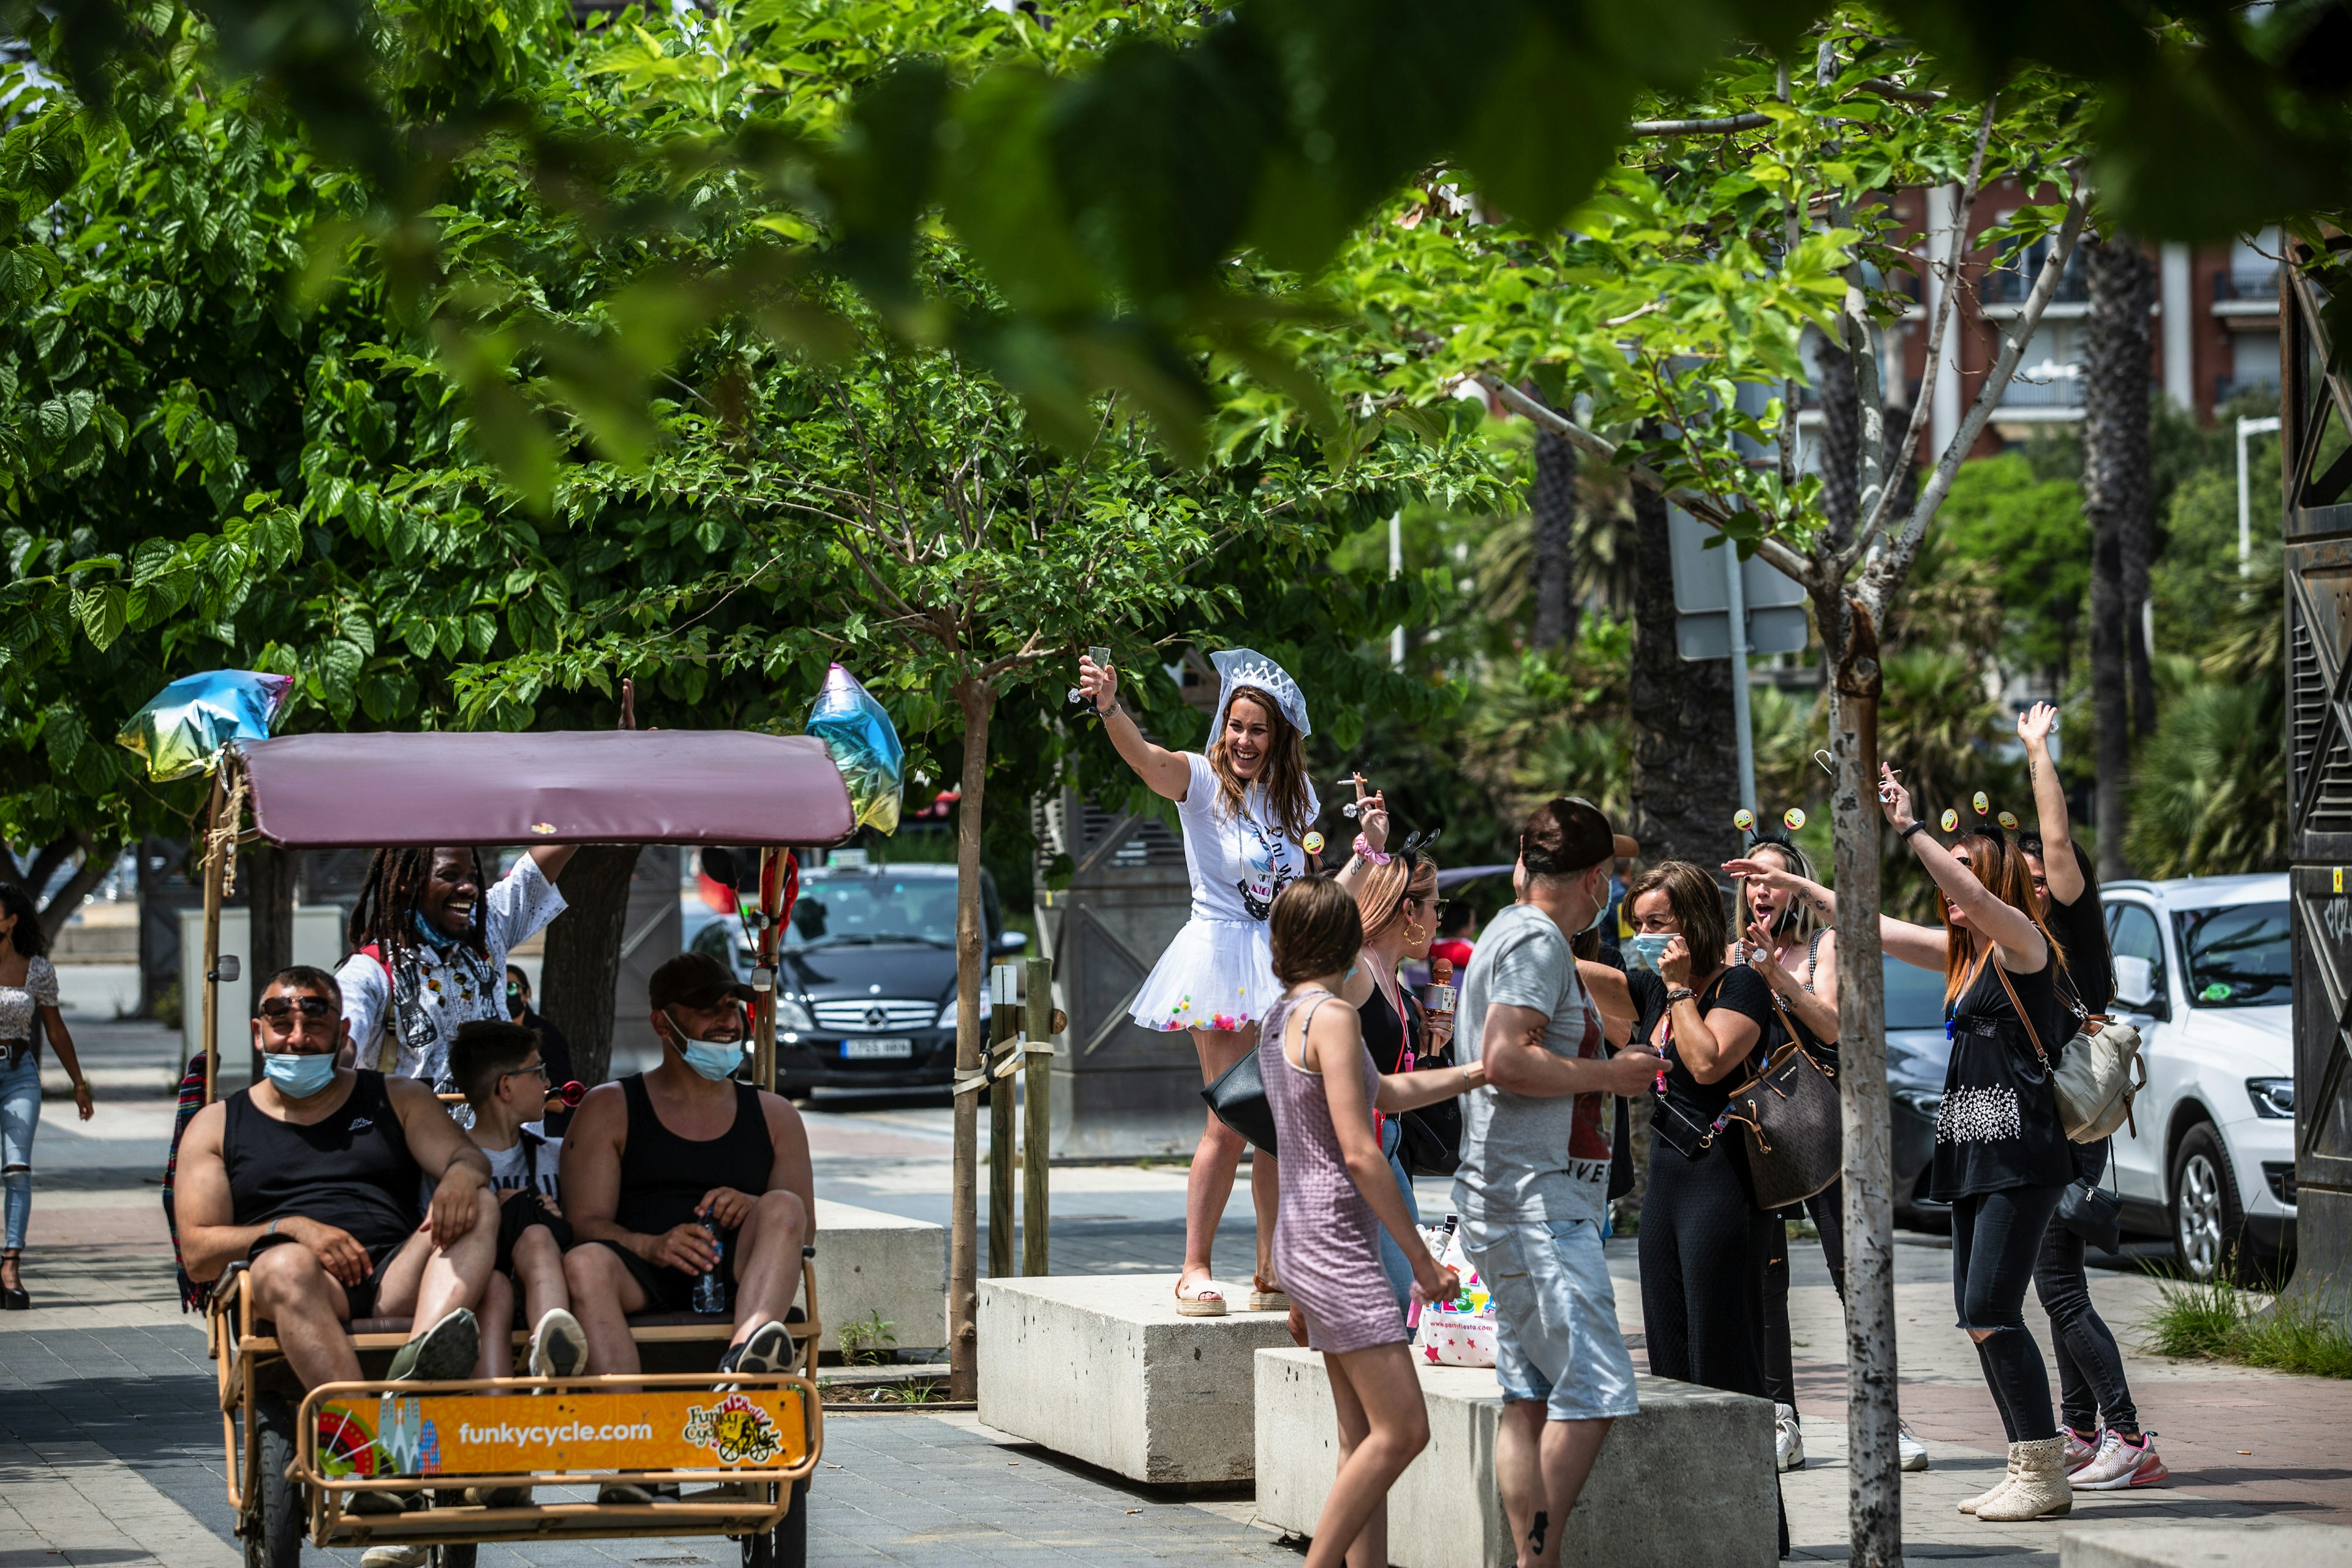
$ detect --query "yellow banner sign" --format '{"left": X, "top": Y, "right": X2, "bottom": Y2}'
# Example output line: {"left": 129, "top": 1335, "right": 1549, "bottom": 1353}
{"left": 313, "top": 1387, "right": 810, "bottom": 1479}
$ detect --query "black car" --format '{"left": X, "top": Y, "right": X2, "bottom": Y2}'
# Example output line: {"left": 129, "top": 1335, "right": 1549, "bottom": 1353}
{"left": 689, "top": 860, "right": 1026, "bottom": 1096}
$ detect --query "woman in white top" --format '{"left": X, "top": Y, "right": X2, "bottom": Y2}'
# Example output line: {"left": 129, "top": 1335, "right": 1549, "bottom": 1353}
{"left": 1077, "top": 648, "right": 1354, "bottom": 1316}
{"left": 0, "top": 881, "right": 94, "bottom": 1310}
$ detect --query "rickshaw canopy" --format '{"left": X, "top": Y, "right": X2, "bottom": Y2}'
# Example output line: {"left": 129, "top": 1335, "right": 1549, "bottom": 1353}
{"left": 233, "top": 729, "right": 856, "bottom": 849}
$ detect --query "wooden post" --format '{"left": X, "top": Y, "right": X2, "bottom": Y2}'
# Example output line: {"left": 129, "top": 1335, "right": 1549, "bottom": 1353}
{"left": 752, "top": 848, "right": 783, "bottom": 1092}
{"left": 200, "top": 772, "right": 227, "bottom": 1104}
{"left": 987, "top": 963, "right": 1016, "bottom": 1280}
{"left": 1022, "top": 956, "right": 1052, "bottom": 1277}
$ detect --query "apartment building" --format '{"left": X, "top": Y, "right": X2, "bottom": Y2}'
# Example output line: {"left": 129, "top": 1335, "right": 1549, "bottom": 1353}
{"left": 1873, "top": 179, "right": 2279, "bottom": 456}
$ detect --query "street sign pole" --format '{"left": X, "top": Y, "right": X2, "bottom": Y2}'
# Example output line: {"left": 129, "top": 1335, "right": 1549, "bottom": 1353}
{"left": 1723, "top": 541, "right": 1758, "bottom": 821}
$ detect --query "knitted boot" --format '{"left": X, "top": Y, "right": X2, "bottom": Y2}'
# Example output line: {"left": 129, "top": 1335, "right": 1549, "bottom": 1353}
{"left": 1956, "top": 1447, "right": 2021, "bottom": 1515}
{"left": 1977, "top": 1436, "right": 2073, "bottom": 1521}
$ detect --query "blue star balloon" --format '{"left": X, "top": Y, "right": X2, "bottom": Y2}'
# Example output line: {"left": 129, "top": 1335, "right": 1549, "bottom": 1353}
{"left": 117, "top": 670, "right": 296, "bottom": 782}
{"left": 805, "top": 664, "right": 905, "bottom": 834}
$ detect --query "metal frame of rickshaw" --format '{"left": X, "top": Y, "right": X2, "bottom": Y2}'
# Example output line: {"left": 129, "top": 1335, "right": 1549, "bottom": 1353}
{"left": 192, "top": 728, "right": 850, "bottom": 1564}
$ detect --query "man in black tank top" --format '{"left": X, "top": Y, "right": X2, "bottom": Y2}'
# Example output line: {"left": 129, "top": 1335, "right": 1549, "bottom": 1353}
{"left": 175, "top": 967, "right": 501, "bottom": 1393}
{"left": 562, "top": 952, "right": 814, "bottom": 1390}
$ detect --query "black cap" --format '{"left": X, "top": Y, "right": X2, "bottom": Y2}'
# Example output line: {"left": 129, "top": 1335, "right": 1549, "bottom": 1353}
{"left": 649, "top": 951, "right": 756, "bottom": 1011}
{"left": 1519, "top": 797, "right": 1623, "bottom": 878}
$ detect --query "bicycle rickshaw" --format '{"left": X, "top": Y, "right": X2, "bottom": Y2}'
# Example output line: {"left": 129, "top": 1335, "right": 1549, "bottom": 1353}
{"left": 189, "top": 726, "right": 856, "bottom": 1568}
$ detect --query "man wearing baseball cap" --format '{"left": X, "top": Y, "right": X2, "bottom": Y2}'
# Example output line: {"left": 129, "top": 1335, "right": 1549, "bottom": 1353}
{"left": 1450, "top": 799, "right": 1662, "bottom": 1568}
{"left": 560, "top": 954, "right": 813, "bottom": 1474}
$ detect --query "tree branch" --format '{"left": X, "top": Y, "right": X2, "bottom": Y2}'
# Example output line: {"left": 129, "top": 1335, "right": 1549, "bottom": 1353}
{"left": 1845, "top": 97, "right": 1996, "bottom": 565}
{"left": 1629, "top": 111, "right": 1771, "bottom": 136}
{"left": 1868, "top": 164, "right": 2092, "bottom": 602}
{"left": 1479, "top": 374, "right": 1819, "bottom": 589}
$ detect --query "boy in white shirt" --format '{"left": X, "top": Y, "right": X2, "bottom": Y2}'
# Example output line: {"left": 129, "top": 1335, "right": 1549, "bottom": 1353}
{"left": 438, "top": 1020, "right": 585, "bottom": 1381}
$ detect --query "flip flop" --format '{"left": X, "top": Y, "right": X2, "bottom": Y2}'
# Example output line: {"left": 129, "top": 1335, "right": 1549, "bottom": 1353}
{"left": 1248, "top": 1276, "right": 1291, "bottom": 1313}
{"left": 1174, "top": 1278, "right": 1228, "bottom": 1317}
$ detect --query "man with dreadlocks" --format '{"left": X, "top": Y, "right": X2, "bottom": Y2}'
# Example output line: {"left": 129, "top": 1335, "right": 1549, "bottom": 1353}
{"left": 335, "top": 845, "right": 576, "bottom": 1093}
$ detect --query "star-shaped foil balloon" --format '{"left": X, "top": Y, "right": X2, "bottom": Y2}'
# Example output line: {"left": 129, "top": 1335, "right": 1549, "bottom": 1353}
{"left": 116, "top": 670, "right": 295, "bottom": 782}
{"left": 806, "top": 664, "right": 905, "bottom": 835}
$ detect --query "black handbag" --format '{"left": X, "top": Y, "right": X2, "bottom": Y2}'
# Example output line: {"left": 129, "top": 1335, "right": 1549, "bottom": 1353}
{"left": 2058, "top": 1166, "right": 2124, "bottom": 1253}
{"left": 1202, "top": 1047, "right": 1278, "bottom": 1157}
{"left": 1725, "top": 995, "right": 1843, "bottom": 1212}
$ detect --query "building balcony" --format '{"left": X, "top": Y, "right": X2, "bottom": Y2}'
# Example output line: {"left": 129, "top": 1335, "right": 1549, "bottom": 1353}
{"left": 2213, "top": 267, "right": 2280, "bottom": 316}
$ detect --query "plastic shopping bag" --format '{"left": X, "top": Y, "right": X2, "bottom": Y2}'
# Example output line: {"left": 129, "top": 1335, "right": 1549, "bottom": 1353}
{"left": 1410, "top": 1219, "right": 1497, "bottom": 1368}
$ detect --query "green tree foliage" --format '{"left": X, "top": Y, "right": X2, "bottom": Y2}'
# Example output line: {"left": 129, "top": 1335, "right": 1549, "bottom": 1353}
{"left": 1931, "top": 454, "right": 2090, "bottom": 687}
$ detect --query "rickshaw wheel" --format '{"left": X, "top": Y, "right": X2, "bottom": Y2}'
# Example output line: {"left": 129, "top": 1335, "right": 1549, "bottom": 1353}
{"left": 740, "top": 1525, "right": 774, "bottom": 1568}
{"left": 774, "top": 1479, "right": 808, "bottom": 1568}
{"left": 244, "top": 1396, "right": 303, "bottom": 1568}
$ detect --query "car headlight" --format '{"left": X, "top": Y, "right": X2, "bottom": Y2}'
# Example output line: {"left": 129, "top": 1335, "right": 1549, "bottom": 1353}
{"left": 937, "top": 992, "right": 991, "bottom": 1030}
{"left": 775, "top": 997, "right": 816, "bottom": 1033}
{"left": 2247, "top": 1077, "right": 2295, "bottom": 1118}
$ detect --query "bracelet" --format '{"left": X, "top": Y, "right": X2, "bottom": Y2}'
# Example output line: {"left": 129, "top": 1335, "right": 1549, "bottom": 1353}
{"left": 266, "top": 1219, "right": 280, "bottom": 1238}
{"left": 1353, "top": 835, "right": 1392, "bottom": 865}
{"left": 1665, "top": 987, "right": 1696, "bottom": 1005}
{"left": 1900, "top": 821, "right": 1929, "bottom": 841}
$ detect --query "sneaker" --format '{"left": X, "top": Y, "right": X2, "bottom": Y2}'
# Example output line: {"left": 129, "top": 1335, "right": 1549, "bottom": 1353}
{"left": 360, "top": 1548, "right": 429, "bottom": 1568}
{"left": 349, "top": 1490, "right": 424, "bottom": 1516}
{"left": 1774, "top": 1403, "right": 1806, "bottom": 1472}
{"left": 2071, "top": 1430, "right": 2168, "bottom": 1490}
{"left": 463, "top": 1485, "right": 532, "bottom": 1508}
{"left": 597, "top": 1481, "right": 680, "bottom": 1505}
{"left": 386, "top": 1308, "right": 479, "bottom": 1384}
{"left": 528, "top": 1306, "right": 588, "bottom": 1384}
{"left": 1899, "top": 1420, "right": 1930, "bottom": 1473}
{"left": 2064, "top": 1427, "right": 2109, "bottom": 1477}
{"left": 732, "top": 1319, "right": 793, "bottom": 1377}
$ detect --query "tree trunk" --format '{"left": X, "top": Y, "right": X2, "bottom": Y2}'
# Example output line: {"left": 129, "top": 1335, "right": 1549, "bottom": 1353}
{"left": 1818, "top": 590, "right": 1901, "bottom": 1568}
{"left": 1531, "top": 418, "right": 1579, "bottom": 650}
{"left": 246, "top": 842, "right": 300, "bottom": 1081}
{"left": 36, "top": 834, "right": 115, "bottom": 943}
{"left": 2084, "top": 235, "right": 2157, "bottom": 875}
{"left": 540, "top": 845, "right": 644, "bottom": 1090}
{"left": 1809, "top": 324, "right": 1861, "bottom": 556}
{"left": 1629, "top": 478, "right": 1738, "bottom": 864}
{"left": 949, "top": 675, "right": 996, "bottom": 1402}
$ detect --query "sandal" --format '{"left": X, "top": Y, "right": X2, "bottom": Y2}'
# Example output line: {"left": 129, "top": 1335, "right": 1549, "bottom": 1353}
{"left": 1247, "top": 1275, "right": 1291, "bottom": 1313}
{"left": 1174, "top": 1277, "right": 1228, "bottom": 1317}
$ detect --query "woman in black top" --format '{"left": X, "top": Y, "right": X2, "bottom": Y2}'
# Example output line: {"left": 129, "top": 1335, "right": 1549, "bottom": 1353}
{"left": 1340, "top": 849, "right": 1459, "bottom": 1312}
{"left": 2018, "top": 702, "right": 2162, "bottom": 1489}
{"left": 1623, "top": 861, "right": 1777, "bottom": 1401}
{"left": 1877, "top": 765, "right": 2076, "bottom": 1522}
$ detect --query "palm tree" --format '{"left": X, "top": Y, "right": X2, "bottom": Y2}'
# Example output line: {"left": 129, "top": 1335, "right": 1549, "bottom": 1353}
{"left": 2082, "top": 234, "right": 2158, "bottom": 878}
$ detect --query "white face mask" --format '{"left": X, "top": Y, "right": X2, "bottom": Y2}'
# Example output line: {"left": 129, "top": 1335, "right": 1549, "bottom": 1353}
{"left": 1583, "top": 869, "right": 1613, "bottom": 933}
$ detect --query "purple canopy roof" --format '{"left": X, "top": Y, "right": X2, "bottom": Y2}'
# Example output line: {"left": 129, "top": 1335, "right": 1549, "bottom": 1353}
{"left": 236, "top": 730, "right": 855, "bottom": 849}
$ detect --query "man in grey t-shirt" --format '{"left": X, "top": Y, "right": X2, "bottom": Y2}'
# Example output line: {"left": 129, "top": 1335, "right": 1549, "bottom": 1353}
{"left": 1452, "top": 799, "right": 1660, "bottom": 1568}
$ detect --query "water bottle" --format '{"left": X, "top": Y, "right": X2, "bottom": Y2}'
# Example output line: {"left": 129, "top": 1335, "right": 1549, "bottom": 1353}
{"left": 692, "top": 1216, "right": 728, "bottom": 1314}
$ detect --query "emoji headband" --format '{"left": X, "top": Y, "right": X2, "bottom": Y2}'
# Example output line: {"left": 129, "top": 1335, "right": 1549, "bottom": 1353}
{"left": 1734, "top": 805, "right": 1808, "bottom": 854}
{"left": 1936, "top": 791, "right": 2021, "bottom": 840}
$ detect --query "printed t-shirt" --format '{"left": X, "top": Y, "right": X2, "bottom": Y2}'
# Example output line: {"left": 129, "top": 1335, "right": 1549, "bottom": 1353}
{"left": 1450, "top": 902, "right": 1610, "bottom": 1226}
{"left": 1174, "top": 750, "right": 1319, "bottom": 923}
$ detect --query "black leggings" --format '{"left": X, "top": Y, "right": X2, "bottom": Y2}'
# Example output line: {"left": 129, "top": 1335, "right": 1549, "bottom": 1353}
{"left": 1640, "top": 1137, "right": 1776, "bottom": 1399}
{"left": 1951, "top": 1185, "right": 2065, "bottom": 1443}
{"left": 1763, "top": 1180, "right": 1845, "bottom": 1412}
{"left": 2034, "top": 1219, "right": 2139, "bottom": 1436}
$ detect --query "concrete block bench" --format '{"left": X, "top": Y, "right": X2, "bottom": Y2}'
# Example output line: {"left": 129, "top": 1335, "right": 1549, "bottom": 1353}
{"left": 977, "top": 1274, "right": 1297, "bottom": 1485}
{"left": 2064, "top": 1521, "right": 2352, "bottom": 1567}
{"left": 812, "top": 1198, "right": 946, "bottom": 1355}
{"left": 1255, "top": 1349, "right": 1776, "bottom": 1568}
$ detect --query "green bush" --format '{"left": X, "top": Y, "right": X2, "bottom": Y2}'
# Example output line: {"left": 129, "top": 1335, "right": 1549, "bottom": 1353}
{"left": 2141, "top": 1276, "right": 2352, "bottom": 1378}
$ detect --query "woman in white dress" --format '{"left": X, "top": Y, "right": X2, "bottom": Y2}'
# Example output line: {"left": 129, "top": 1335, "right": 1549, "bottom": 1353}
{"left": 1076, "top": 648, "right": 1372, "bottom": 1315}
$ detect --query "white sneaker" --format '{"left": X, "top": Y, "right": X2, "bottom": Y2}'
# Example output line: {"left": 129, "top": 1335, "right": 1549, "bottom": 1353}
{"left": 360, "top": 1548, "right": 429, "bottom": 1568}
{"left": 1774, "top": 1403, "right": 1806, "bottom": 1472}
{"left": 1899, "top": 1419, "right": 1930, "bottom": 1472}
{"left": 528, "top": 1306, "right": 588, "bottom": 1385}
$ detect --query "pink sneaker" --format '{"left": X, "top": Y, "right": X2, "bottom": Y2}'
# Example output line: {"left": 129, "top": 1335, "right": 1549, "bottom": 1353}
{"left": 2064, "top": 1428, "right": 2106, "bottom": 1476}
{"left": 2071, "top": 1430, "right": 2169, "bottom": 1490}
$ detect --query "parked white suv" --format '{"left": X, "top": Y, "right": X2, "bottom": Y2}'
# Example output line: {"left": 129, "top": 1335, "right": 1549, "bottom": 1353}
{"left": 2100, "top": 874, "right": 2296, "bottom": 1282}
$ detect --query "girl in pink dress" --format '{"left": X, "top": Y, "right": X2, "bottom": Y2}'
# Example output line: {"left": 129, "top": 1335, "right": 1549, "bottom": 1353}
{"left": 1261, "top": 876, "right": 1482, "bottom": 1568}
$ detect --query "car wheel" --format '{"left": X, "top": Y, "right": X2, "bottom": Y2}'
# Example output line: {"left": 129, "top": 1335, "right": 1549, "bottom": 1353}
{"left": 2171, "top": 1123, "right": 2248, "bottom": 1283}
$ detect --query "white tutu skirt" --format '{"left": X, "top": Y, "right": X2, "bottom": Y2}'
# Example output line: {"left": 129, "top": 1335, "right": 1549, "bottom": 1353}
{"left": 1130, "top": 916, "right": 1282, "bottom": 1033}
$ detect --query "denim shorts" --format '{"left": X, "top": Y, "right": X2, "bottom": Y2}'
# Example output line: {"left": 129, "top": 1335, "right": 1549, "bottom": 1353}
{"left": 1460, "top": 1215, "right": 1639, "bottom": 1422}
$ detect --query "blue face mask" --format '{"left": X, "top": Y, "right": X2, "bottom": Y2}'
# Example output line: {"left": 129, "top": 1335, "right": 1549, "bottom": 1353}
{"left": 665, "top": 1012, "right": 747, "bottom": 1082}
{"left": 1624, "top": 933, "right": 1674, "bottom": 974}
{"left": 263, "top": 1050, "right": 339, "bottom": 1098}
